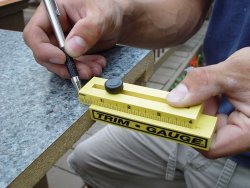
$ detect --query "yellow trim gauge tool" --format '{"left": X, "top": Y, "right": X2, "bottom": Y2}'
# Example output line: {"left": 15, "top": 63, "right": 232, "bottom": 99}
{"left": 79, "top": 77, "right": 217, "bottom": 150}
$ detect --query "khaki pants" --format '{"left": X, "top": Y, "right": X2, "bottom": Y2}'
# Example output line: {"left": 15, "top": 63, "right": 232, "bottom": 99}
{"left": 68, "top": 125, "right": 249, "bottom": 188}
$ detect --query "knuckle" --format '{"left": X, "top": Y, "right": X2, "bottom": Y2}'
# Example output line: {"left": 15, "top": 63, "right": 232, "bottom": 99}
{"left": 33, "top": 51, "right": 45, "bottom": 63}
{"left": 226, "top": 55, "right": 241, "bottom": 64}
{"left": 23, "top": 25, "right": 33, "bottom": 47}
{"left": 87, "top": 21, "right": 102, "bottom": 42}
{"left": 33, "top": 53, "right": 43, "bottom": 64}
{"left": 22, "top": 27, "right": 28, "bottom": 43}
{"left": 185, "top": 67, "right": 210, "bottom": 88}
{"left": 58, "top": 69, "right": 69, "bottom": 79}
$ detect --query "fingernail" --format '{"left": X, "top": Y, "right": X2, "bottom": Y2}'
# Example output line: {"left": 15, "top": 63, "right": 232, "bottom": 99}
{"left": 167, "top": 83, "right": 188, "bottom": 103}
{"left": 96, "top": 58, "right": 106, "bottom": 66}
{"left": 91, "top": 67, "right": 101, "bottom": 75}
{"left": 81, "top": 70, "right": 91, "bottom": 80}
{"left": 66, "top": 36, "right": 87, "bottom": 56}
{"left": 49, "top": 58, "right": 64, "bottom": 64}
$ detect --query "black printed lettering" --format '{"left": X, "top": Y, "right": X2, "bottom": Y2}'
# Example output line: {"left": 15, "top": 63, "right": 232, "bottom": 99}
{"left": 156, "top": 129, "right": 167, "bottom": 136}
{"left": 146, "top": 126, "right": 157, "bottom": 133}
{"left": 105, "top": 115, "right": 113, "bottom": 122}
{"left": 180, "top": 135, "right": 191, "bottom": 142}
{"left": 96, "top": 112, "right": 105, "bottom": 119}
{"left": 191, "top": 137, "right": 204, "bottom": 146}
{"left": 118, "top": 118, "right": 130, "bottom": 126}
{"left": 91, "top": 110, "right": 208, "bottom": 149}
{"left": 168, "top": 132, "right": 180, "bottom": 139}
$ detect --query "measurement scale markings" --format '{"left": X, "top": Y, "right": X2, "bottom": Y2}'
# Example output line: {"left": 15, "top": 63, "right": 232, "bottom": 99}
{"left": 80, "top": 88, "right": 199, "bottom": 119}
{"left": 80, "top": 94, "right": 195, "bottom": 128}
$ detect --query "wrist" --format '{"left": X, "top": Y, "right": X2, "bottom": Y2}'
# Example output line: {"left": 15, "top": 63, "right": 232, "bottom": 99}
{"left": 116, "top": 0, "right": 145, "bottom": 45}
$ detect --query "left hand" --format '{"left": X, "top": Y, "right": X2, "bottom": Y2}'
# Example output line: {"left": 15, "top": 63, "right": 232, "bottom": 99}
{"left": 166, "top": 47, "right": 250, "bottom": 158}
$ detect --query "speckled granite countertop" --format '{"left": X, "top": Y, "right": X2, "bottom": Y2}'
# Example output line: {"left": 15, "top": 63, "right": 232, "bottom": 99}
{"left": 0, "top": 29, "right": 151, "bottom": 188}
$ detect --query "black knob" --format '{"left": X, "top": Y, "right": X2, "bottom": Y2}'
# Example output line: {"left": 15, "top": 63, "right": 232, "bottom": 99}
{"left": 105, "top": 78, "right": 123, "bottom": 94}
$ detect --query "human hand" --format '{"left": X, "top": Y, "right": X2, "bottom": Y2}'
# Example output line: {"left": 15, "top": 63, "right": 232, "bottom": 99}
{"left": 166, "top": 47, "right": 250, "bottom": 158}
{"left": 23, "top": 0, "right": 128, "bottom": 79}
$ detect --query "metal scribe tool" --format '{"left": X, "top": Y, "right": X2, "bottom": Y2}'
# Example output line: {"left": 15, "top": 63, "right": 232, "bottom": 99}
{"left": 44, "top": 0, "right": 82, "bottom": 92}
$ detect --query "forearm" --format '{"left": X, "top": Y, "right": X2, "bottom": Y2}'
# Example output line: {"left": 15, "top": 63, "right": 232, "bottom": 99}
{"left": 118, "top": 0, "right": 211, "bottom": 49}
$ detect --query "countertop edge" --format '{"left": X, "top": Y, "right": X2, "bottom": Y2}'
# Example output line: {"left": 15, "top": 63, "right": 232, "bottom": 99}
{"left": 7, "top": 50, "right": 153, "bottom": 188}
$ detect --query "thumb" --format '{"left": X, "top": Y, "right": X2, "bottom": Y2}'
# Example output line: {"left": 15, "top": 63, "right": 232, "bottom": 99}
{"left": 65, "top": 17, "right": 102, "bottom": 57}
{"left": 166, "top": 65, "right": 224, "bottom": 107}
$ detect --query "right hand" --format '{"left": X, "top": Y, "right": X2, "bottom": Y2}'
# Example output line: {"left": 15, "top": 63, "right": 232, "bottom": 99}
{"left": 23, "top": 0, "right": 128, "bottom": 79}
{"left": 166, "top": 47, "right": 250, "bottom": 158}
